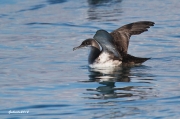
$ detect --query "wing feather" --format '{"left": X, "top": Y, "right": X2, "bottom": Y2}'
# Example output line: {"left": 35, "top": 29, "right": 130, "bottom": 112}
{"left": 110, "top": 21, "right": 155, "bottom": 56}
{"left": 93, "top": 30, "right": 122, "bottom": 59}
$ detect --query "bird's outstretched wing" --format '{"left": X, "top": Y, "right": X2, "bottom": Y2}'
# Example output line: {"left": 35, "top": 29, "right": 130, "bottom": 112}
{"left": 110, "top": 21, "right": 155, "bottom": 56}
{"left": 93, "top": 30, "right": 121, "bottom": 59}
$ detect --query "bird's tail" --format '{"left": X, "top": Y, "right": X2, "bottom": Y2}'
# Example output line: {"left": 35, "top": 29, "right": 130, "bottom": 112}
{"left": 122, "top": 54, "right": 150, "bottom": 66}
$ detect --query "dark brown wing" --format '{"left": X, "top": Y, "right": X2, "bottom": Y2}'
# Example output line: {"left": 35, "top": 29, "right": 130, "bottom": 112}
{"left": 110, "top": 21, "right": 155, "bottom": 56}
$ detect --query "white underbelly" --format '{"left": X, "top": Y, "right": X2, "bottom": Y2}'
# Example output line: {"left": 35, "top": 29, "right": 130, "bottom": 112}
{"left": 89, "top": 52, "right": 122, "bottom": 68}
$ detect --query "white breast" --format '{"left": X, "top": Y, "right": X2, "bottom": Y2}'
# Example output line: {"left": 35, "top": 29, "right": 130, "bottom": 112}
{"left": 89, "top": 52, "right": 122, "bottom": 68}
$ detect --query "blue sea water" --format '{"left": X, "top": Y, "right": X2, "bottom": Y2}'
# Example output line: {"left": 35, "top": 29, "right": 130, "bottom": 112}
{"left": 0, "top": 0, "right": 180, "bottom": 119}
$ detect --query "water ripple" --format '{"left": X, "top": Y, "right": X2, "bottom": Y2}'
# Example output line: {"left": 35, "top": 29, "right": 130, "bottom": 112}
{"left": 0, "top": 0, "right": 180, "bottom": 118}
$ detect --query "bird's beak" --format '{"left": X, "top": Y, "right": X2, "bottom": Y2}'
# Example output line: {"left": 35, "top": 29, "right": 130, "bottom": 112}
{"left": 73, "top": 44, "right": 86, "bottom": 51}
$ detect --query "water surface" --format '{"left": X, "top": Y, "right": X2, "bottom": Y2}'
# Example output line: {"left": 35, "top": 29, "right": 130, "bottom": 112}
{"left": 0, "top": 0, "right": 180, "bottom": 118}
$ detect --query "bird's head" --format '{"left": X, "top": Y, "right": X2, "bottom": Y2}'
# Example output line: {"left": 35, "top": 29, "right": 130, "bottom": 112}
{"left": 73, "top": 38, "right": 100, "bottom": 51}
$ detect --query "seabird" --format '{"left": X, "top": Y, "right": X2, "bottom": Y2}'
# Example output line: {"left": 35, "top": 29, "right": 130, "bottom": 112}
{"left": 73, "top": 21, "right": 155, "bottom": 68}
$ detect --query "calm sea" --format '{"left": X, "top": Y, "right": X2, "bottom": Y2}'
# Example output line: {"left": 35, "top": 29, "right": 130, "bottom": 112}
{"left": 0, "top": 0, "right": 180, "bottom": 118}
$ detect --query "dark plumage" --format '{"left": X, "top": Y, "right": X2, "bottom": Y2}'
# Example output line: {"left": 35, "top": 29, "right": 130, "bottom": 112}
{"left": 73, "top": 21, "right": 155, "bottom": 67}
{"left": 111, "top": 21, "right": 154, "bottom": 56}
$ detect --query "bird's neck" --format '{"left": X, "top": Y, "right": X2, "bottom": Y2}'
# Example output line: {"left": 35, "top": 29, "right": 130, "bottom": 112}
{"left": 88, "top": 46, "right": 101, "bottom": 64}
{"left": 91, "top": 39, "right": 100, "bottom": 50}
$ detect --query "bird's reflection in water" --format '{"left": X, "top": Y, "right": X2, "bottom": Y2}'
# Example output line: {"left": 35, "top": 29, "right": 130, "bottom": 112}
{"left": 86, "top": 66, "right": 134, "bottom": 99}
{"left": 88, "top": 67, "right": 130, "bottom": 83}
